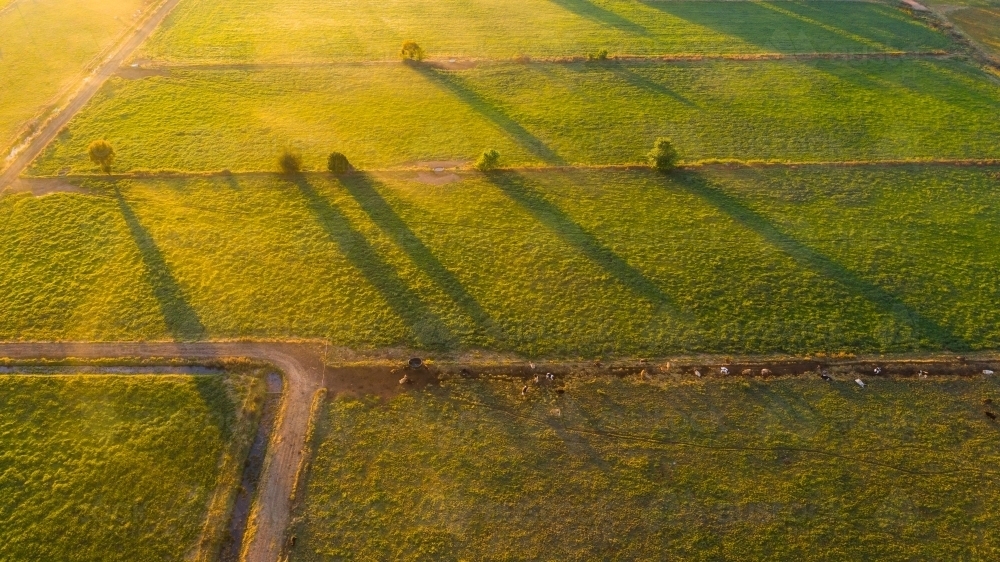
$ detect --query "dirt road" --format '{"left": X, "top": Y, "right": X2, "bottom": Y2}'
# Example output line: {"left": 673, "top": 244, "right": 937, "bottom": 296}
{"left": 0, "top": 0, "right": 184, "bottom": 190}
{"left": 0, "top": 342, "right": 325, "bottom": 562}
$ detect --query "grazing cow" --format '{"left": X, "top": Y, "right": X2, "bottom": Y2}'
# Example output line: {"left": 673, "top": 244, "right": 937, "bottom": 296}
{"left": 821, "top": 373, "right": 832, "bottom": 381}
{"left": 399, "top": 373, "right": 411, "bottom": 385}
{"left": 741, "top": 368, "right": 752, "bottom": 376}
{"left": 987, "top": 411, "right": 997, "bottom": 421}
{"left": 546, "top": 372, "right": 555, "bottom": 381}
{"left": 533, "top": 375, "right": 540, "bottom": 384}
{"left": 720, "top": 367, "right": 730, "bottom": 375}
{"left": 521, "top": 385, "right": 528, "bottom": 396}
{"left": 694, "top": 370, "right": 702, "bottom": 378}
{"left": 874, "top": 367, "right": 882, "bottom": 375}
{"left": 855, "top": 379, "right": 866, "bottom": 388}
{"left": 985, "top": 370, "right": 995, "bottom": 376}
{"left": 761, "top": 368, "right": 772, "bottom": 376}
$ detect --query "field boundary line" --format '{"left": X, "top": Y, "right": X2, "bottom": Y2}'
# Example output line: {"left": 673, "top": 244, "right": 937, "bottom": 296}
{"left": 18, "top": 157, "right": 1000, "bottom": 185}
{"left": 131, "top": 49, "right": 958, "bottom": 71}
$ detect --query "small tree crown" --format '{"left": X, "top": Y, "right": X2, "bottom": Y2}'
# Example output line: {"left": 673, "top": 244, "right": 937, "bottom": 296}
{"left": 647, "top": 137, "right": 679, "bottom": 172}
{"left": 327, "top": 152, "right": 351, "bottom": 175}
{"left": 278, "top": 148, "right": 303, "bottom": 174}
{"left": 475, "top": 149, "right": 501, "bottom": 172}
{"left": 400, "top": 41, "right": 425, "bottom": 61}
{"left": 87, "top": 140, "right": 116, "bottom": 174}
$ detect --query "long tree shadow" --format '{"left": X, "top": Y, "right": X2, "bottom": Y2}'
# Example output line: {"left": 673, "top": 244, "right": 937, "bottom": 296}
{"left": 547, "top": 0, "right": 648, "bottom": 36}
{"left": 486, "top": 171, "right": 682, "bottom": 316}
{"left": 340, "top": 173, "right": 495, "bottom": 337}
{"left": 409, "top": 63, "right": 566, "bottom": 166}
{"left": 676, "top": 172, "right": 968, "bottom": 351}
{"left": 292, "top": 176, "right": 454, "bottom": 349}
{"left": 604, "top": 62, "right": 700, "bottom": 108}
{"left": 114, "top": 187, "right": 206, "bottom": 341}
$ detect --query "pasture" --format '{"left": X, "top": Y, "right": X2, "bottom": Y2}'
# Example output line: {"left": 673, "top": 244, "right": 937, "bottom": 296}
{"left": 0, "top": 0, "right": 152, "bottom": 153}
{"left": 136, "top": 0, "right": 953, "bottom": 64}
{"left": 0, "top": 372, "right": 262, "bottom": 561}
{"left": 1, "top": 165, "right": 996, "bottom": 355}
{"left": 289, "top": 373, "right": 1000, "bottom": 560}
{"left": 28, "top": 57, "right": 1000, "bottom": 174}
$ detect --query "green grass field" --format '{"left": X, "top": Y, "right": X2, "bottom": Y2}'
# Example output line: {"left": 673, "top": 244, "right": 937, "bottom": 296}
{"left": 0, "top": 372, "right": 262, "bottom": 561}
{"left": 136, "top": 0, "right": 952, "bottom": 64}
{"left": 29, "top": 57, "right": 1000, "bottom": 174}
{"left": 289, "top": 373, "right": 1000, "bottom": 560}
{"left": 0, "top": 0, "right": 151, "bottom": 152}
{"left": 2, "top": 165, "right": 996, "bottom": 355}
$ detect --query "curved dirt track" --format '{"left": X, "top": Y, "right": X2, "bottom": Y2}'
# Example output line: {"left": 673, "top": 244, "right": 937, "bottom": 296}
{"left": 0, "top": 0, "right": 184, "bottom": 190}
{"left": 0, "top": 342, "right": 325, "bottom": 562}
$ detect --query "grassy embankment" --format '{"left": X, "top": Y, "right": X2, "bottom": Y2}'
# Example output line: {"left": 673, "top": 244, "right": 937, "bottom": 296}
{"left": 1, "top": 166, "right": 996, "bottom": 355}
{"left": 137, "top": 0, "right": 952, "bottom": 64}
{"left": 0, "top": 0, "right": 152, "bottom": 153}
{"left": 28, "top": 58, "right": 1000, "bottom": 174}
{"left": 289, "top": 373, "right": 1000, "bottom": 560}
{"left": 0, "top": 372, "right": 263, "bottom": 561}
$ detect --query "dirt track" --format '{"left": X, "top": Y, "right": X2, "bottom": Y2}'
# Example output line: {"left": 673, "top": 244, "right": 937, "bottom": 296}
{"left": 0, "top": 0, "right": 184, "bottom": 190}
{"left": 0, "top": 342, "right": 325, "bottom": 562}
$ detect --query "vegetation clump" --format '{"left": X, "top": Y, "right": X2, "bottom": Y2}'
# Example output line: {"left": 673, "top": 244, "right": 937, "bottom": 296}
{"left": 278, "top": 148, "right": 303, "bottom": 174}
{"left": 587, "top": 48, "right": 609, "bottom": 61}
{"left": 327, "top": 152, "right": 351, "bottom": 175}
{"left": 87, "top": 140, "right": 115, "bottom": 174}
{"left": 400, "top": 40, "right": 425, "bottom": 61}
{"left": 647, "top": 137, "right": 679, "bottom": 171}
{"left": 474, "top": 149, "right": 501, "bottom": 171}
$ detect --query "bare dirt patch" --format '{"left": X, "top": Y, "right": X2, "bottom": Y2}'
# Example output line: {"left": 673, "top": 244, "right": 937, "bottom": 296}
{"left": 427, "top": 58, "right": 481, "bottom": 70}
{"left": 2, "top": 178, "right": 88, "bottom": 197}
{"left": 324, "top": 365, "right": 441, "bottom": 400}
{"left": 412, "top": 171, "right": 462, "bottom": 185}
{"left": 115, "top": 64, "right": 172, "bottom": 80}
{"left": 412, "top": 160, "right": 467, "bottom": 169}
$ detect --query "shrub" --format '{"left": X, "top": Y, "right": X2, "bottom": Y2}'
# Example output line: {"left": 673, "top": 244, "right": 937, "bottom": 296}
{"left": 512, "top": 53, "right": 532, "bottom": 64}
{"left": 87, "top": 140, "right": 115, "bottom": 174}
{"left": 647, "top": 138, "right": 679, "bottom": 172}
{"left": 327, "top": 152, "right": 351, "bottom": 175}
{"left": 278, "top": 148, "right": 303, "bottom": 174}
{"left": 400, "top": 41, "right": 425, "bottom": 61}
{"left": 475, "top": 149, "right": 501, "bottom": 172}
{"left": 587, "top": 49, "right": 609, "bottom": 62}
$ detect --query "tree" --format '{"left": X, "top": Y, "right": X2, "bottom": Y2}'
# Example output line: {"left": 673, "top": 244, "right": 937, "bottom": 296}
{"left": 587, "top": 49, "right": 609, "bottom": 62}
{"left": 327, "top": 152, "right": 351, "bottom": 175}
{"left": 88, "top": 140, "right": 115, "bottom": 174}
{"left": 278, "top": 148, "right": 302, "bottom": 174}
{"left": 400, "top": 40, "right": 425, "bottom": 61}
{"left": 475, "top": 149, "right": 501, "bottom": 172}
{"left": 647, "top": 137, "right": 679, "bottom": 172}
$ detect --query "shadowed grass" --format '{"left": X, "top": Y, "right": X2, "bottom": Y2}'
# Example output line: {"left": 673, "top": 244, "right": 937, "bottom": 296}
{"left": 677, "top": 171, "right": 968, "bottom": 351}
{"left": 114, "top": 188, "right": 206, "bottom": 340}
{"left": 2, "top": 166, "right": 997, "bottom": 354}
{"left": 292, "top": 175, "right": 455, "bottom": 348}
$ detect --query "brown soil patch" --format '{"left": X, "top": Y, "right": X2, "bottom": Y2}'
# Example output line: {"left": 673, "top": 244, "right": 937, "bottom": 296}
{"left": 427, "top": 58, "right": 481, "bottom": 70}
{"left": 116, "top": 64, "right": 171, "bottom": 80}
{"left": 412, "top": 160, "right": 467, "bottom": 169}
{"left": 413, "top": 171, "right": 462, "bottom": 185}
{"left": 324, "top": 365, "right": 440, "bottom": 400}
{"left": 2, "top": 177, "right": 88, "bottom": 197}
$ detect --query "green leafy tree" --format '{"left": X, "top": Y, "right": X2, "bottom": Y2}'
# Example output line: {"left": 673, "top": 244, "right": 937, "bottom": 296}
{"left": 647, "top": 137, "right": 679, "bottom": 172}
{"left": 587, "top": 49, "right": 609, "bottom": 61}
{"left": 278, "top": 148, "right": 303, "bottom": 174}
{"left": 475, "top": 149, "right": 501, "bottom": 172}
{"left": 400, "top": 41, "right": 425, "bottom": 61}
{"left": 327, "top": 152, "right": 351, "bottom": 175}
{"left": 87, "top": 140, "right": 115, "bottom": 174}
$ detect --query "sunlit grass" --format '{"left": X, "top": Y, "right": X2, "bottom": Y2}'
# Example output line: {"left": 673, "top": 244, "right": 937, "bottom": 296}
{"left": 137, "top": 0, "right": 952, "bottom": 64}
{"left": 0, "top": 0, "right": 152, "bottom": 151}
{"left": 0, "top": 373, "right": 261, "bottom": 561}
{"left": 29, "top": 58, "right": 1000, "bottom": 175}
{"left": 290, "top": 373, "right": 1000, "bottom": 560}
{"left": 1, "top": 165, "right": 997, "bottom": 355}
